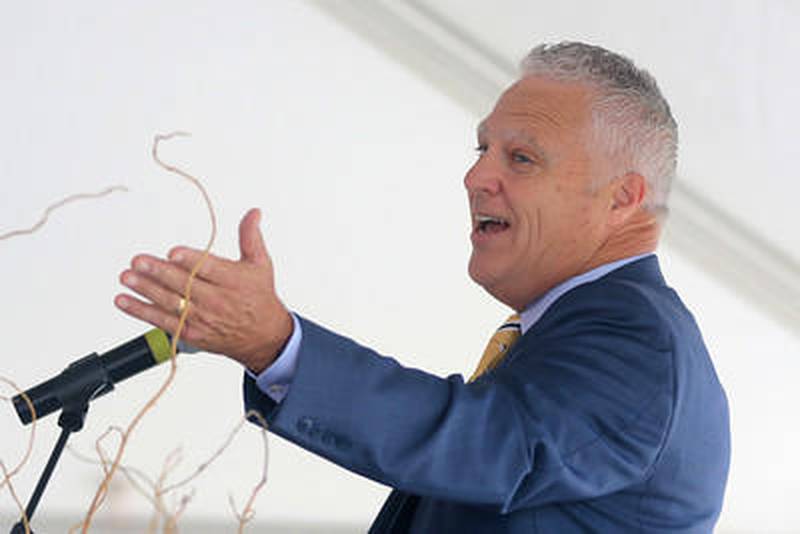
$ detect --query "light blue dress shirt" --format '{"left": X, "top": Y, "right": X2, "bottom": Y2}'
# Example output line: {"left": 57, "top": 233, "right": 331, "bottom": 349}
{"left": 254, "top": 253, "right": 653, "bottom": 402}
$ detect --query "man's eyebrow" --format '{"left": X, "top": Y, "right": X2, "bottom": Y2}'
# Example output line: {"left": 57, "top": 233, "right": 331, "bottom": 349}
{"left": 476, "top": 123, "right": 549, "bottom": 160}
{"left": 508, "top": 131, "right": 544, "bottom": 150}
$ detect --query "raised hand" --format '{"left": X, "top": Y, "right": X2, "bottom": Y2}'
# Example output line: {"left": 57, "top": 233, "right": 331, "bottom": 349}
{"left": 115, "top": 208, "right": 293, "bottom": 372}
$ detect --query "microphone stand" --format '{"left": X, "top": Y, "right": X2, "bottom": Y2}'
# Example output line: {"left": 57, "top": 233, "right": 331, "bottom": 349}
{"left": 10, "top": 353, "right": 113, "bottom": 534}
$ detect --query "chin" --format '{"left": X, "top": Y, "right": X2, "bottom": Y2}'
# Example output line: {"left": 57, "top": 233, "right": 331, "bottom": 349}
{"left": 468, "top": 253, "right": 527, "bottom": 310}
{"left": 468, "top": 253, "right": 501, "bottom": 292}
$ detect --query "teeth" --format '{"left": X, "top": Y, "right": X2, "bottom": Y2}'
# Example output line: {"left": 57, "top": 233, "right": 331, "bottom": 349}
{"left": 474, "top": 213, "right": 510, "bottom": 233}
{"left": 476, "top": 214, "right": 507, "bottom": 224}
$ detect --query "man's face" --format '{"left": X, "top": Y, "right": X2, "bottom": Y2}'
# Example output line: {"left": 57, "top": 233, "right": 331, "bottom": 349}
{"left": 466, "top": 76, "right": 616, "bottom": 310}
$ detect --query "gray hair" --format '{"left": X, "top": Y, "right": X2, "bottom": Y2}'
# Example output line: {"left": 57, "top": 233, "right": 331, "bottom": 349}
{"left": 520, "top": 42, "right": 677, "bottom": 214}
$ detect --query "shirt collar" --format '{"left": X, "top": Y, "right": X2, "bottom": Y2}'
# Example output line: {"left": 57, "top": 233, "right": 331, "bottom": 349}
{"left": 519, "top": 253, "right": 654, "bottom": 334}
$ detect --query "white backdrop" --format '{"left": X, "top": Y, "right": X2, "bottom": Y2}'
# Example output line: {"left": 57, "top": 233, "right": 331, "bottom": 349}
{"left": 1, "top": 1, "right": 798, "bottom": 532}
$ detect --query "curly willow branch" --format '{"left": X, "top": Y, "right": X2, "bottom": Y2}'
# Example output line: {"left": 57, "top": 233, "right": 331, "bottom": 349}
{"left": 79, "top": 132, "right": 217, "bottom": 532}
{"left": 232, "top": 410, "right": 269, "bottom": 534}
{"left": 68, "top": 442, "right": 193, "bottom": 534}
{"left": 0, "top": 187, "right": 128, "bottom": 241}
{"left": 67, "top": 441, "right": 158, "bottom": 508}
{"left": 69, "top": 410, "right": 270, "bottom": 532}
{"left": 0, "top": 378, "right": 37, "bottom": 534}
{"left": 1, "top": 185, "right": 123, "bottom": 533}
{"left": 1, "top": 461, "right": 29, "bottom": 534}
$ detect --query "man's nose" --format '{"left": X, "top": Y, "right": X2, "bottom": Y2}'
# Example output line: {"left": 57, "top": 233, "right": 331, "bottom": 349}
{"left": 464, "top": 157, "right": 502, "bottom": 195}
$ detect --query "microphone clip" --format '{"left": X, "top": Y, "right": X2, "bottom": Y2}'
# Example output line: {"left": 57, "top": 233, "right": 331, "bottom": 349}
{"left": 54, "top": 352, "right": 114, "bottom": 432}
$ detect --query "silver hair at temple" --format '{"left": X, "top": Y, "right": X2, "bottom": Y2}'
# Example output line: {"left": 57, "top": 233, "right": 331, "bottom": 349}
{"left": 520, "top": 42, "right": 678, "bottom": 215}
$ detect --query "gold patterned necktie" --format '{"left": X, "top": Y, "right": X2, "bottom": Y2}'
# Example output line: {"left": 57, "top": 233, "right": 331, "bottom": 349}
{"left": 469, "top": 313, "right": 522, "bottom": 382}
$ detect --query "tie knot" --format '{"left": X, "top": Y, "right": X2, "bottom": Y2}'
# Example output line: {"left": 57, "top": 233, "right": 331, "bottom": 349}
{"left": 469, "top": 313, "right": 522, "bottom": 382}
{"left": 498, "top": 313, "right": 521, "bottom": 332}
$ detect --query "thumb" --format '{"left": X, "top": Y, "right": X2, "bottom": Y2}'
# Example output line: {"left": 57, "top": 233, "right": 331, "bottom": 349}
{"left": 239, "top": 208, "right": 270, "bottom": 264}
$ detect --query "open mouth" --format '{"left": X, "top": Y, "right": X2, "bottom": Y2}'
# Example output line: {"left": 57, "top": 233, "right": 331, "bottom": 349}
{"left": 475, "top": 214, "right": 511, "bottom": 234}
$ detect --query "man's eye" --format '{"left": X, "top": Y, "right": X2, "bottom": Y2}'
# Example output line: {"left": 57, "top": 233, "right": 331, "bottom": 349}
{"left": 511, "top": 151, "right": 533, "bottom": 164}
{"left": 474, "top": 145, "right": 487, "bottom": 157}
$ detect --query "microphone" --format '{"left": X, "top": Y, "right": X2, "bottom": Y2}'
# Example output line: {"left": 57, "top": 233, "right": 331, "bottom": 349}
{"left": 12, "top": 329, "right": 177, "bottom": 425}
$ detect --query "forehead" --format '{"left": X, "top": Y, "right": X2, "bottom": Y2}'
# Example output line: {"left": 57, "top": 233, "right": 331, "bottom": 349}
{"left": 478, "top": 76, "right": 594, "bottom": 144}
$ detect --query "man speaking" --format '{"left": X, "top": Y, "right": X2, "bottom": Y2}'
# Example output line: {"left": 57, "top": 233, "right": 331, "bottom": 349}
{"left": 115, "top": 42, "right": 730, "bottom": 532}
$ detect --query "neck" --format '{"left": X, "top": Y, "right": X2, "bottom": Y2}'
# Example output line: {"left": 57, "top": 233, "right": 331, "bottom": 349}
{"left": 498, "top": 210, "right": 661, "bottom": 312}
{"left": 583, "top": 209, "right": 660, "bottom": 272}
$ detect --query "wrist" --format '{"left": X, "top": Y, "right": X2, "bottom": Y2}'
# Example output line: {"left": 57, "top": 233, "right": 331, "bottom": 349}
{"left": 244, "top": 310, "right": 294, "bottom": 374}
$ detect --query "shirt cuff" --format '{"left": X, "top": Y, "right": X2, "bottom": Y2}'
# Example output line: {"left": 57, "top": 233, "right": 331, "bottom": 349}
{"left": 246, "top": 312, "right": 302, "bottom": 403}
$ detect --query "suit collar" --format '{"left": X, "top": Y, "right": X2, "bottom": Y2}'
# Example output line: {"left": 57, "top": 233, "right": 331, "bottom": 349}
{"left": 519, "top": 253, "right": 658, "bottom": 334}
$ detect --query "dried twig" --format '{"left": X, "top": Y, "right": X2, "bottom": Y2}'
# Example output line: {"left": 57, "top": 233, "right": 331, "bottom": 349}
{"left": 0, "top": 378, "right": 37, "bottom": 534}
{"left": 79, "top": 132, "right": 218, "bottom": 533}
{"left": 1, "top": 461, "right": 30, "bottom": 534}
{"left": 2, "top": 135, "right": 269, "bottom": 533}
{"left": 1, "top": 185, "right": 125, "bottom": 533}
{"left": 231, "top": 410, "right": 269, "bottom": 533}
{"left": 70, "top": 408, "right": 270, "bottom": 533}
{"left": 0, "top": 378, "right": 36, "bottom": 488}
{"left": 0, "top": 187, "right": 127, "bottom": 241}
{"left": 67, "top": 442, "right": 157, "bottom": 508}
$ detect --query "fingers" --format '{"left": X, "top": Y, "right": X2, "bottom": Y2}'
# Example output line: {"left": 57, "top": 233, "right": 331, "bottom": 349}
{"left": 135, "top": 254, "right": 216, "bottom": 296}
{"left": 118, "top": 253, "right": 222, "bottom": 319}
{"left": 115, "top": 259, "right": 208, "bottom": 345}
{"left": 114, "top": 292, "right": 205, "bottom": 345}
{"left": 238, "top": 208, "right": 270, "bottom": 264}
{"left": 114, "top": 292, "right": 183, "bottom": 336}
{"left": 167, "top": 247, "right": 241, "bottom": 287}
{"left": 119, "top": 265, "right": 191, "bottom": 313}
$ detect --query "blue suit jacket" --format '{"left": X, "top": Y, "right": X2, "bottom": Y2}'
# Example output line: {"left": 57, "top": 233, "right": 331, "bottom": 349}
{"left": 243, "top": 257, "right": 730, "bottom": 532}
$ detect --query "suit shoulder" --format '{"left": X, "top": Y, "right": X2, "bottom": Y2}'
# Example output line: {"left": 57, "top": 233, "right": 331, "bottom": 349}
{"left": 533, "top": 274, "right": 676, "bottom": 351}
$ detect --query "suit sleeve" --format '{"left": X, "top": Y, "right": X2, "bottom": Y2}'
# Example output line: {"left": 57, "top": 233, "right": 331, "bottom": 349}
{"left": 243, "top": 281, "right": 675, "bottom": 513}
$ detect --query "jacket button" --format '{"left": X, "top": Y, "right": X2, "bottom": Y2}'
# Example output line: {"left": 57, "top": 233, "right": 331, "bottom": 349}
{"left": 296, "top": 416, "right": 314, "bottom": 435}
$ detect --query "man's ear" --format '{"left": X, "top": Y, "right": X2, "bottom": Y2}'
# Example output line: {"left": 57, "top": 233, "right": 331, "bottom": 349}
{"left": 609, "top": 172, "right": 646, "bottom": 225}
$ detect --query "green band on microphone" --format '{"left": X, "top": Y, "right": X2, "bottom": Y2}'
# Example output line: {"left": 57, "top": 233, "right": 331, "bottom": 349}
{"left": 144, "top": 328, "right": 173, "bottom": 363}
